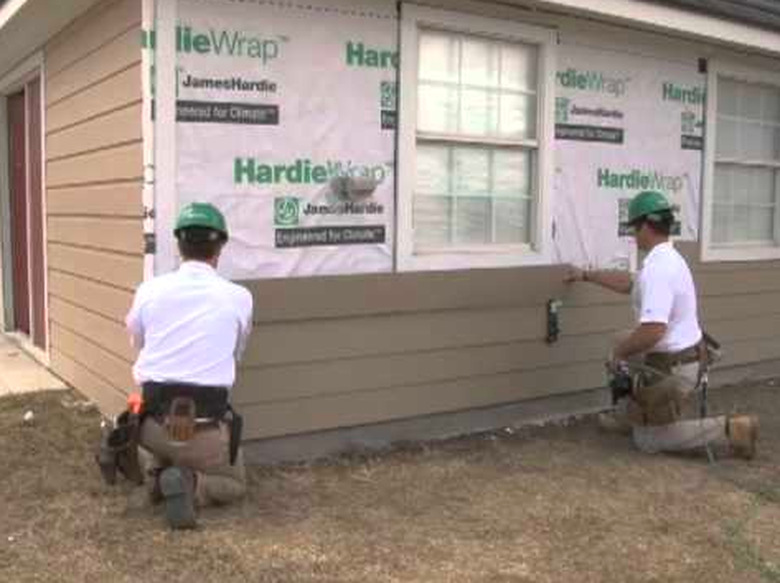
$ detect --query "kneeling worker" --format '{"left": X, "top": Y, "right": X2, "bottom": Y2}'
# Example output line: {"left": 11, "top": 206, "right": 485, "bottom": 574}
{"left": 566, "top": 190, "right": 758, "bottom": 459}
{"left": 125, "top": 202, "right": 253, "bottom": 528}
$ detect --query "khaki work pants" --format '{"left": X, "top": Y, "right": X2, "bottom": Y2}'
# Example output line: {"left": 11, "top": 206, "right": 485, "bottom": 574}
{"left": 627, "top": 361, "right": 727, "bottom": 453}
{"left": 611, "top": 334, "right": 728, "bottom": 454}
{"left": 139, "top": 418, "right": 246, "bottom": 506}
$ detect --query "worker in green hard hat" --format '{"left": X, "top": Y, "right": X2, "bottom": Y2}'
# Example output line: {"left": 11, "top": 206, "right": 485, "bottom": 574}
{"left": 124, "top": 202, "right": 253, "bottom": 529}
{"left": 565, "top": 190, "right": 758, "bottom": 460}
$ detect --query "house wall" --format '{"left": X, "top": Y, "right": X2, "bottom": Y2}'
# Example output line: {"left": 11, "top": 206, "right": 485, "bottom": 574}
{"left": 44, "top": 0, "right": 143, "bottom": 413}
{"left": 229, "top": 2, "right": 780, "bottom": 442}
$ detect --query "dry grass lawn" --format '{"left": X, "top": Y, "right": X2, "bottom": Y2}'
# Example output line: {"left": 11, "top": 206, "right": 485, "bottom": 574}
{"left": 0, "top": 382, "right": 778, "bottom": 583}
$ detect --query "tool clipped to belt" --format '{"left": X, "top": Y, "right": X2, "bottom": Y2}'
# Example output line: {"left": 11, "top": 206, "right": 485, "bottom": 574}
{"left": 96, "top": 393, "right": 145, "bottom": 486}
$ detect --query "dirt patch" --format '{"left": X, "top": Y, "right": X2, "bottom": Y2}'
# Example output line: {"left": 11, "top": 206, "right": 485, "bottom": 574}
{"left": 0, "top": 383, "right": 778, "bottom": 583}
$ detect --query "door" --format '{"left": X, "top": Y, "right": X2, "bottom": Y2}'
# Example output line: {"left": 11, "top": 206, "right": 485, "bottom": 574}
{"left": 7, "top": 90, "right": 29, "bottom": 336}
{"left": 5, "top": 77, "right": 46, "bottom": 350}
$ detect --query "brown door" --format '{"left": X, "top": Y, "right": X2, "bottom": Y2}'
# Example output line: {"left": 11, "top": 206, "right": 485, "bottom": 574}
{"left": 7, "top": 90, "right": 30, "bottom": 336}
{"left": 27, "top": 78, "right": 46, "bottom": 350}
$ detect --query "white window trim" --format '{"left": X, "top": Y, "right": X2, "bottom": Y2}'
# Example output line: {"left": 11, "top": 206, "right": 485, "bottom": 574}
{"left": 701, "top": 60, "right": 780, "bottom": 262}
{"left": 397, "top": 4, "right": 557, "bottom": 272}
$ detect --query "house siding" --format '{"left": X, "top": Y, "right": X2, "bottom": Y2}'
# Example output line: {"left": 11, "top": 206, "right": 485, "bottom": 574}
{"left": 234, "top": 241, "right": 780, "bottom": 441}
{"left": 44, "top": 0, "right": 142, "bottom": 414}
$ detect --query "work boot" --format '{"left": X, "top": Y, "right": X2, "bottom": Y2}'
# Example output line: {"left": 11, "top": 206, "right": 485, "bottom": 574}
{"left": 727, "top": 415, "right": 759, "bottom": 460}
{"left": 159, "top": 466, "right": 197, "bottom": 529}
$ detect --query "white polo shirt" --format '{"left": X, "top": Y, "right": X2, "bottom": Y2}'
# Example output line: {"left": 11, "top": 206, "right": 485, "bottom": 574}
{"left": 633, "top": 241, "right": 702, "bottom": 353}
{"left": 126, "top": 261, "right": 253, "bottom": 387}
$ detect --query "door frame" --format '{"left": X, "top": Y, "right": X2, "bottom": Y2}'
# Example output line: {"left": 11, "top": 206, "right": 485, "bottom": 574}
{"left": 0, "top": 50, "right": 48, "bottom": 362}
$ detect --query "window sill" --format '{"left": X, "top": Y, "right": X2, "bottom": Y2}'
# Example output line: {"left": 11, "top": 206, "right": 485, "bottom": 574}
{"left": 398, "top": 247, "right": 552, "bottom": 272}
{"left": 701, "top": 243, "right": 780, "bottom": 262}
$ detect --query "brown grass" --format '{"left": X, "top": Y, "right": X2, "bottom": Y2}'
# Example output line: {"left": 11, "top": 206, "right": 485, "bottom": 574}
{"left": 0, "top": 382, "right": 778, "bottom": 583}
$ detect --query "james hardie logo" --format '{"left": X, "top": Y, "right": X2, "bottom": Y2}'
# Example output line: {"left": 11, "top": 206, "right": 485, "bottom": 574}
{"left": 142, "top": 25, "right": 284, "bottom": 65}
{"left": 663, "top": 82, "right": 705, "bottom": 105}
{"left": 274, "top": 197, "right": 300, "bottom": 226}
{"left": 598, "top": 167, "right": 686, "bottom": 193}
{"left": 556, "top": 68, "right": 629, "bottom": 97}
{"left": 346, "top": 41, "right": 398, "bottom": 69}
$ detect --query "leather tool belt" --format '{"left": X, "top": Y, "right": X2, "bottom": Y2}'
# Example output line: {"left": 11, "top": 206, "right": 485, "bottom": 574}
{"left": 142, "top": 382, "right": 242, "bottom": 464}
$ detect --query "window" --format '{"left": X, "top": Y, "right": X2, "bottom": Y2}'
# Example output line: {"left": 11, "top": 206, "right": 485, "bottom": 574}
{"left": 702, "top": 62, "right": 780, "bottom": 261}
{"left": 398, "top": 5, "right": 556, "bottom": 271}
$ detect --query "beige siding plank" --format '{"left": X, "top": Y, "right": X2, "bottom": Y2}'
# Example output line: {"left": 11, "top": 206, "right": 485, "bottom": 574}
{"left": 705, "top": 314, "right": 780, "bottom": 344}
{"left": 236, "top": 333, "right": 611, "bottom": 405}
{"left": 46, "top": 27, "right": 140, "bottom": 106}
{"left": 47, "top": 182, "right": 142, "bottom": 217}
{"left": 47, "top": 142, "right": 142, "bottom": 187}
{"left": 700, "top": 293, "right": 780, "bottom": 322}
{"left": 48, "top": 216, "right": 142, "bottom": 255}
{"left": 51, "top": 349, "right": 127, "bottom": 415}
{"left": 237, "top": 361, "right": 606, "bottom": 439}
{"left": 717, "top": 338, "right": 780, "bottom": 368}
{"left": 46, "top": 0, "right": 141, "bottom": 77}
{"left": 51, "top": 323, "right": 135, "bottom": 390}
{"left": 46, "top": 64, "right": 141, "bottom": 133}
{"left": 48, "top": 270, "right": 134, "bottom": 323}
{"left": 47, "top": 243, "right": 142, "bottom": 291}
{"left": 245, "top": 304, "right": 632, "bottom": 366}
{"left": 47, "top": 103, "right": 141, "bottom": 160}
{"left": 49, "top": 296, "right": 136, "bottom": 362}
{"left": 697, "top": 270, "right": 780, "bottom": 296}
{"left": 247, "top": 267, "right": 625, "bottom": 323}
{"left": 236, "top": 312, "right": 780, "bottom": 406}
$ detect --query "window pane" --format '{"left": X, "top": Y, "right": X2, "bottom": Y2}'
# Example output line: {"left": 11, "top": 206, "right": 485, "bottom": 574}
{"left": 455, "top": 197, "right": 491, "bottom": 244}
{"left": 414, "top": 196, "right": 452, "bottom": 247}
{"left": 495, "top": 198, "right": 531, "bottom": 244}
{"left": 418, "top": 83, "right": 459, "bottom": 133}
{"left": 416, "top": 144, "right": 450, "bottom": 195}
{"left": 419, "top": 32, "right": 458, "bottom": 83}
{"left": 453, "top": 147, "right": 490, "bottom": 196}
{"left": 500, "top": 43, "right": 537, "bottom": 92}
{"left": 418, "top": 30, "right": 537, "bottom": 141}
{"left": 712, "top": 204, "right": 730, "bottom": 244}
{"left": 714, "top": 165, "right": 732, "bottom": 204}
{"left": 711, "top": 163, "right": 777, "bottom": 244}
{"left": 493, "top": 149, "right": 531, "bottom": 197}
{"left": 742, "top": 122, "right": 777, "bottom": 161}
{"left": 716, "top": 117, "right": 738, "bottom": 158}
{"left": 499, "top": 93, "right": 536, "bottom": 139}
{"left": 413, "top": 143, "right": 535, "bottom": 249}
{"left": 739, "top": 83, "right": 763, "bottom": 120}
{"left": 460, "top": 89, "right": 498, "bottom": 135}
{"left": 761, "top": 86, "right": 780, "bottom": 124}
{"left": 718, "top": 78, "right": 739, "bottom": 117}
{"left": 749, "top": 206, "right": 774, "bottom": 241}
{"left": 461, "top": 38, "right": 499, "bottom": 88}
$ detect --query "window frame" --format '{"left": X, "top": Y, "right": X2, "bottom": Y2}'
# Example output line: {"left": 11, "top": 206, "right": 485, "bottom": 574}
{"left": 397, "top": 4, "right": 556, "bottom": 271}
{"left": 701, "top": 60, "right": 780, "bottom": 262}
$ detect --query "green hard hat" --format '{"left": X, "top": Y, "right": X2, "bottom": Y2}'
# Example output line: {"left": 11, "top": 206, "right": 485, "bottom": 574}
{"left": 174, "top": 202, "right": 228, "bottom": 239}
{"left": 627, "top": 190, "right": 673, "bottom": 224}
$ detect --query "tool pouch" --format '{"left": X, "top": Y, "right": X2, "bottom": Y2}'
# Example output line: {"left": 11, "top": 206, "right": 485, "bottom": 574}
{"left": 96, "top": 410, "right": 144, "bottom": 485}
{"left": 165, "top": 397, "right": 197, "bottom": 443}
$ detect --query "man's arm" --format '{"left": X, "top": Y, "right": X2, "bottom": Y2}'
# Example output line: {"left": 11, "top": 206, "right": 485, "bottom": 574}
{"left": 564, "top": 265, "right": 633, "bottom": 295}
{"left": 125, "top": 288, "right": 146, "bottom": 350}
{"left": 234, "top": 289, "right": 254, "bottom": 362}
{"left": 613, "top": 323, "right": 667, "bottom": 360}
